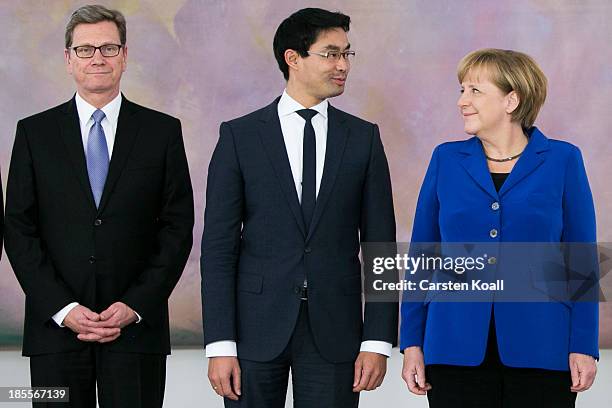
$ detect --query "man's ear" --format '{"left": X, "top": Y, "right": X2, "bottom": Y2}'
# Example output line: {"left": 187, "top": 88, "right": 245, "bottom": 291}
{"left": 285, "top": 49, "right": 300, "bottom": 74}
{"left": 121, "top": 44, "right": 128, "bottom": 72}
{"left": 65, "top": 49, "right": 73, "bottom": 75}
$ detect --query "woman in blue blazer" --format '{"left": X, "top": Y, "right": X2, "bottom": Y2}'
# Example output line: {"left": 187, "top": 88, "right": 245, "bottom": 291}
{"left": 400, "top": 49, "right": 598, "bottom": 407}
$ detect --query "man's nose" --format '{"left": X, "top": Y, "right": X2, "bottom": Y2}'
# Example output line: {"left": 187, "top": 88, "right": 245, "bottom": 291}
{"left": 91, "top": 48, "right": 106, "bottom": 64}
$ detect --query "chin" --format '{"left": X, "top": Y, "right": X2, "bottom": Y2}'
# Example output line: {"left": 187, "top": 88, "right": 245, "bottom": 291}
{"left": 326, "top": 87, "right": 345, "bottom": 99}
{"left": 464, "top": 126, "right": 479, "bottom": 136}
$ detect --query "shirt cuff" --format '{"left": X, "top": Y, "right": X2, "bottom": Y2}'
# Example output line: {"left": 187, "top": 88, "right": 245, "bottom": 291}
{"left": 206, "top": 341, "right": 237, "bottom": 357}
{"left": 52, "top": 302, "right": 79, "bottom": 327}
{"left": 134, "top": 310, "right": 142, "bottom": 323}
{"left": 360, "top": 341, "right": 392, "bottom": 357}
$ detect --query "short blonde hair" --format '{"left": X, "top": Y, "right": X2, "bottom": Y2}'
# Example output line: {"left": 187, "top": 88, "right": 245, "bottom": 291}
{"left": 457, "top": 48, "right": 547, "bottom": 129}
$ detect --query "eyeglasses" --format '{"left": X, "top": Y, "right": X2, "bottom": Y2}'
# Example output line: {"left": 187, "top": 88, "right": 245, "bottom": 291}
{"left": 307, "top": 50, "right": 356, "bottom": 63}
{"left": 70, "top": 44, "right": 123, "bottom": 58}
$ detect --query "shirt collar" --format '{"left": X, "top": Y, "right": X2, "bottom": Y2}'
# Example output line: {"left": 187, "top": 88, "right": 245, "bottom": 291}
{"left": 278, "top": 89, "right": 328, "bottom": 120}
{"left": 75, "top": 92, "right": 122, "bottom": 125}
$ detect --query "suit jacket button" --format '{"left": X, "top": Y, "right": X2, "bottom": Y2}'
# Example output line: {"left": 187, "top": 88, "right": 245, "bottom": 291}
{"left": 489, "top": 229, "right": 498, "bottom": 238}
{"left": 491, "top": 202, "right": 500, "bottom": 211}
{"left": 89, "top": 256, "right": 96, "bottom": 264}
{"left": 304, "top": 247, "right": 312, "bottom": 253}
{"left": 94, "top": 219, "right": 103, "bottom": 226}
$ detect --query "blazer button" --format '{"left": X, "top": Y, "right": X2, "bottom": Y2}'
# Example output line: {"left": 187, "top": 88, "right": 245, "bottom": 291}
{"left": 489, "top": 229, "right": 498, "bottom": 238}
{"left": 89, "top": 256, "right": 97, "bottom": 264}
{"left": 94, "top": 219, "right": 103, "bottom": 226}
{"left": 304, "top": 247, "right": 312, "bottom": 254}
{"left": 488, "top": 256, "right": 497, "bottom": 265}
{"left": 491, "top": 202, "right": 500, "bottom": 211}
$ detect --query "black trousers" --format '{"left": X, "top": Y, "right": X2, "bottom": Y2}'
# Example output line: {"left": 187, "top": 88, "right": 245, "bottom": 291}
{"left": 426, "top": 313, "right": 577, "bottom": 408}
{"left": 30, "top": 345, "right": 166, "bottom": 408}
{"left": 225, "top": 301, "right": 359, "bottom": 408}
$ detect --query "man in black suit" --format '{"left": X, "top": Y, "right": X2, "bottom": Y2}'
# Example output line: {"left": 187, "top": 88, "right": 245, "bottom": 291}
{"left": 4, "top": 5, "right": 194, "bottom": 407}
{"left": 201, "top": 8, "right": 397, "bottom": 407}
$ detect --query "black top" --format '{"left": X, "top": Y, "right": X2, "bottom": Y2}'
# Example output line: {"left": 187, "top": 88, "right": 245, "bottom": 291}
{"left": 491, "top": 172, "right": 509, "bottom": 192}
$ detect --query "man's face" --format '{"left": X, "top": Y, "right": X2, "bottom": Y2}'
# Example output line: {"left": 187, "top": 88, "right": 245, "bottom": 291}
{"left": 295, "top": 28, "right": 351, "bottom": 102}
{"left": 65, "top": 20, "right": 127, "bottom": 98}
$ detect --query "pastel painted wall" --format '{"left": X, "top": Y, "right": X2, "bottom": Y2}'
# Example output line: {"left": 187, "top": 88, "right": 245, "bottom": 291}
{"left": 1, "top": 0, "right": 611, "bottom": 347}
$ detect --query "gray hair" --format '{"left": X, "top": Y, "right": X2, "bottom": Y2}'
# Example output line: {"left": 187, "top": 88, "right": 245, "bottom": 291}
{"left": 65, "top": 4, "right": 126, "bottom": 48}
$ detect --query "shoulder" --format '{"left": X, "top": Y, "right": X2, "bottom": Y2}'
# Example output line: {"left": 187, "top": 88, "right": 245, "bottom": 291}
{"left": 547, "top": 138, "right": 582, "bottom": 156}
{"left": 329, "top": 105, "right": 376, "bottom": 130}
{"left": 431, "top": 138, "right": 474, "bottom": 157}
{"left": 127, "top": 100, "right": 180, "bottom": 126}
{"left": 224, "top": 102, "right": 275, "bottom": 130}
{"left": 532, "top": 127, "right": 583, "bottom": 163}
{"left": 328, "top": 106, "right": 380, "bottom": 151}
{"left": 18, "top": 100, "right": 71, "bottom": 127}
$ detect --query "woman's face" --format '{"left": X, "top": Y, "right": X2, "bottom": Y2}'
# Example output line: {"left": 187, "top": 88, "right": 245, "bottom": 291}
{"left": 457, "top": 68, "right": 514, "bottom": 136}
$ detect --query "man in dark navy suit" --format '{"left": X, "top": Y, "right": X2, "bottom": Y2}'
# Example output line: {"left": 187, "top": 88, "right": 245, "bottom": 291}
{"left": 201, "top": 8, "right": 397, "bottom": 408}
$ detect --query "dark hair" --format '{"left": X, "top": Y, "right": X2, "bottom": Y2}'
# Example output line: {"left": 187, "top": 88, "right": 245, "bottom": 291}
{"left": 273, "top": 8, "right": 350, "bottom": 80}
{"left": 65, "top": 4, "right": 126, "bottom": 48}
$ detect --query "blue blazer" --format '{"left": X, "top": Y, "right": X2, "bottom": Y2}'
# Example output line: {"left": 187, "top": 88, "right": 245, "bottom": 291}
{"left": 400, "top": 127, "right": 598, "bottom": 371}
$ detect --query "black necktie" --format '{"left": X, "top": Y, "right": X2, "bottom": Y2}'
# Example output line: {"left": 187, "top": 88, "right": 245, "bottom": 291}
{"left": 296, "top": 109, "right": 317, "bottom": 230}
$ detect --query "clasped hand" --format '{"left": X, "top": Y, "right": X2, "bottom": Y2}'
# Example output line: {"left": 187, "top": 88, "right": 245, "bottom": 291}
{"left": 62, "top": 302, "right": 138, "bottom": 343}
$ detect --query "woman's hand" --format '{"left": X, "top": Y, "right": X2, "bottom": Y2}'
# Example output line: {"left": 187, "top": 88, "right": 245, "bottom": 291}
{"left": 569, "top": 353, "right": 597, "bottom": 392}
{"left": 402, "top": 346, "right": 432, "bottom": 395}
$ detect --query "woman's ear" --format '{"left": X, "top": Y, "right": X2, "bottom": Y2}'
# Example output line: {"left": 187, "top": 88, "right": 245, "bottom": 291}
{"left": 506, "top": 91, "right": 520, "bottom": 114}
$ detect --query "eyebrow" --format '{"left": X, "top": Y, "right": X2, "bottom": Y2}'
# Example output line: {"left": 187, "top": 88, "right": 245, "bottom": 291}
{"left": 72, "top": 42, "right": 120, "bottom": 47}
{"left": 322, "top": 43, "right": 351, "bottom": 51}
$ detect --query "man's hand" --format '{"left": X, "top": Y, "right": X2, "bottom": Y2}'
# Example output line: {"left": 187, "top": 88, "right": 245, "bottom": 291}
{"left": 208, "top": 356, "right": 241, "bottom": 401}
{"left": 78, "top": 302, "right": 137, "bottom": 343}
{"left": 402, "top": 346, "right": 431, "bottom": 395}
{"left": 569, "top": 353, "right": 597, "bottom": 392}
{"left": 352, "top": 351, "right": 387, "bottom": 392}
{"left": 63, "top": 305, "right": 120, "bottom": 343}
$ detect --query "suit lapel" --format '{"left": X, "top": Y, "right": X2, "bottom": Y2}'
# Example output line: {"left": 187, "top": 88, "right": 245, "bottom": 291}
{"left": 498, "top": 127, "right": 549, "bottom": 197}
{"left": 459, "top": 129, "right": 550, "bottom": 199}
{"left": 97, "top": 96, "right": 141, "bottom": 213}
{"left": 305, "top": 105, "right": 349, "bottom": 242}
{"left": 258, "top": 99, "right": 307, "bottom": 237}
{"left": 58, "top": 97, "right": 97, "bottom": 210}
{"left": 459, "top": 137, "right": 499, "bottom": 199}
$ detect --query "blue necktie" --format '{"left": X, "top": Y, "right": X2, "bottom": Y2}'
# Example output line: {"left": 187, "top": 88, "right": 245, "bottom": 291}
{"left": 86, "top": 109, "right": 109, "bottom": 208}
{"left": 296, "top": 109, "right": 317, "bottom": 229}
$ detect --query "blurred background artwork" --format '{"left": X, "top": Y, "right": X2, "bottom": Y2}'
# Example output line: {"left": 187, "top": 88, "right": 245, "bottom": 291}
{"left": 1, "top": 0, "right": 611, "bottom": 347}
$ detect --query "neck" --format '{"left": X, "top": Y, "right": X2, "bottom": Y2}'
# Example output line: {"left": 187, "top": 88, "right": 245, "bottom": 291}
{"left": 479, "top": 122, "right": 528, "bottom": 159}
{"left": 77, "top": 88, "right": 120, "bottom": 109}
{"left": 285, "top": 79, "right": 323, "bottom": 108}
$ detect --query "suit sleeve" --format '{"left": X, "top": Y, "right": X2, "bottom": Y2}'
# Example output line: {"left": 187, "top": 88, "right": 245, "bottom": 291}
{"left": 4, "top": 121, "right": 76, "bottom": 323}
{"left": 120, "top": 118, "right": 194, "bottom": 324}
{"left": 200, "top": 122, "right": 244, "bottom": 345}
{"left": 561, "top": 146, "right": 599, "bottom": 359}
{"left": 400, "top": 146, "right": 441, "bottom": 351}
{"left": 360, "top": 124, "right": 399, "bottom": 346}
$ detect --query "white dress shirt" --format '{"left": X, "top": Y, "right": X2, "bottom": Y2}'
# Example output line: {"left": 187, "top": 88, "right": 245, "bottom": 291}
{"left": 206, "top": 91, "right": 392, "bottom": 358}
{"left": 52, "top": 92, "right": 141, "bottom": 327}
